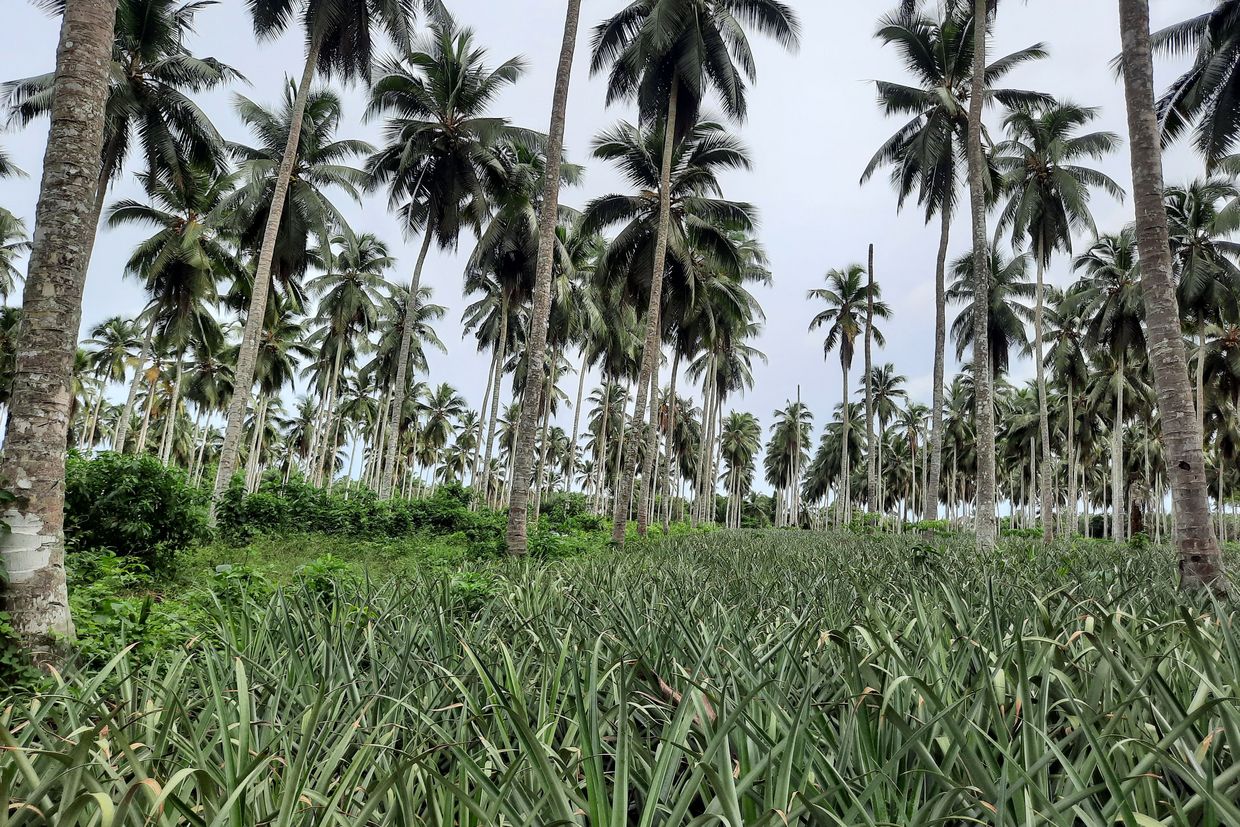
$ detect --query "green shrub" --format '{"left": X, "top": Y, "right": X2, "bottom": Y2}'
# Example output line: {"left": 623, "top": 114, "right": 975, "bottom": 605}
{"left": 65, "top": 452, "right": 208, "bottom": 573}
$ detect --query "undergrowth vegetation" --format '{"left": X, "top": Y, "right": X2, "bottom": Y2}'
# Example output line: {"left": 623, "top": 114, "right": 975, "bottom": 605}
{"left": 3, "top": 532, "right": 1238, "bottom": 824}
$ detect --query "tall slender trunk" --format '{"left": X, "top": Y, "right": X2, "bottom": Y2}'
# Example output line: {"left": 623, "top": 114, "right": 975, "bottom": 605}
{"left": 212, "top": 37, "right": 323, "bottom": 517}
{"left": 841, "top": 360, "right": 851, "bottom": 526}
{"left": 137, "top": 366, "right": 157, "bottom": 453}
{"left": 316, "top": 340, "right": 345, "bottom": 486}
{"left": 0, "top": 0, "right": 118, "bottom": 656}
{"left": 471, "top": 345, "right": 498, "bottom": 496}
{"left": 694, "top": 359, "right": 716, "bottom": 527}
{"left": 1197, "top": 327, "right": 1206, "bottom": 441}
{"left": 567, "top": 350, "right": 588, "bottom": 494}
{"left": 865, "top": 245, "right": 877, "bottom": 513}
{"left": 505, "top": 0, "right": 582, "bottom": 551}
{"left": 636, "top": 350, "right": 662, "bottom": 534}
{"left": 1118, "top": 0, "right": 1226, "bottom": 588}
{"left": 480, "top": 298, "right": 509, "bottom": 509}
{"left": 531, "top": 359, "right": 559, "bottom": 522}
{"left": 968, "top": 0, "right": 997, "bottom": 552}
{"left": 612, "top": 81, "right": 679, "bottom": 544}
{"left": 614, "top": 383, "right": 632, "bottom": 523}
{"left": 114, "top": 315, "right": 155, "bottom": 453}
{"left": 159, "top": 355, "right": 184, "bottom": 464}
{"left": 380, "top": 226, "right": 434, "bottom": 498}
{"left": 1067, "top": 377, "right": 1078, "bottom": 535}
{"left": 1112, "top": 358, "right": 1126, "bottom": 543}
{"left": 84, "top": 389, "right": 104, "bottom": 452}
{"left": 926, "top": 207, "right": 951, "bottom": 520}
{"left": 661, "top": 351, "right": 680, "bottom": 531}
{"left": 594, "top": 379, "right": 611, "bottom": 515}
{"left": 1034, "top": 248, "right": 1054, "bottom": 540}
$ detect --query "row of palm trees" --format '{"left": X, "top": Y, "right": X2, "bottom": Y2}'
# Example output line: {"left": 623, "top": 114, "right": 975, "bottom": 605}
{"left": 1, "top": 0, "right": 1235, "bottom": 657}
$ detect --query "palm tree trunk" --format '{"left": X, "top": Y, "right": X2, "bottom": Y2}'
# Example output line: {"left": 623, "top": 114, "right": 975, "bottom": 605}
{"left": 612, "top": 81, "right": 679, "bottom": 544}
{"left": 568, "top": 350, "right": 588, "bottom": 495}
{"left": 967, "top": 0, "right": 997, "bottom": 552}
{"left": 159, "top": 355, "right": 184, "bottom": 464}
{"left": 505, "top": 0, "right": 582, "bottom": 551}
{"left": 1112, "top": 359, "right": 1126, "bottom": 543}
{"left": 614, "top": 382, "right": 632, "bottom": 522}
{"left": 0, "top": 0, "right": 117, "bottom": 657}
{"left": 471, "top": 345, "right": 498, "bottom": 496}
{"left": 661, "top": 351, "right": 681, "bottom": 531}
{"left": 865, "top": 244, "right": 877, "bottom": 513}
{"left": 637, "top": 350, "right": 663, "bottom": 535}
{"left": 380, "top": 226, "right": 434, "bottom": 499}
{"left": 137, "top": 367, "right": 158, "bottom": 453}
{"left": 1118, "top": 0, "right": 1226, "bottom": 587}
{"left": 84, "top": 388, "right": 104, "bottom": 452}
{"left": 212, "top": 35, "right": 323, "bottom": 518}
{"left": 926, "top": 207, "right": 951, "bottom": 520}
{"left": 480, "top": 297, "right": 509, "bottom": 510}
{"left": 1197, "top": 327, "right": 1206, "bottom": 441}
{"left": 113, "top": 315, "right": 155, "bottom": 453}
{"left": 531, "top": 359, "right": 559, "bottom": 523}
{"left": 1067, "top": 377, "right": 1078, "bottom": 535}
{"left": 1034, "top": 248, "right": 1054, "bottom": 540}
{"left": 841, "top": 360, "right": 851, "bottom": 526}
{"left": 317, "top": 340, "right": 345, "bottom": 486}
{"left": 694, "top": 359, "right": 716, "bottom": 527}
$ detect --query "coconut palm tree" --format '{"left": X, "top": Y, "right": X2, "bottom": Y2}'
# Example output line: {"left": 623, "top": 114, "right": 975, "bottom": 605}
{"left": 808, "top": 265, "right": 891, "bottom": 525}
{"left": 863, "top": 0, "right": 1047, "bottom": 522}
{"left": 863, "top": 363, "right": 907, "bottom": 515}
{"left": 211, "top": 0, "right": 426, "bottom": 515}
{"left": 1074, "top": 231, "right": 1146, "bottom": 542}
{"left": 81, "top": 316, "right": 142, "bottom": 449}
{"left": 1120, "top": 0, "right": 1228, "bottom": 589}
{"left": 305, "top": 225, "right": 390, "bottom": 484}
{"left": 591, "top": 0, "right": 799, "bottom": 545}
{"left": 107, "top": 166, "right": 239, "bottom": 460}
{"left": 505, "top": 0, "right": 585, "bottom": 552}
{"left": 0, "top": 209, "right": 31, "bottom": 302}
{"left": 366, "top": 21, "right": 526, "bottom": 499}
{"left": 1044, "top": 287, "right": 1091, "bottom": 534}
{"left": 994, "top": 100, "right": 1123, "bottom": 540}
{"left": 948, "top": 248, "right": 1034, "bottom": 380}
{"left": 0, "top": 0, "right": 117, "bottom": 658}
{"left": 4, "top": 0, "right": 239, "bottom": 229}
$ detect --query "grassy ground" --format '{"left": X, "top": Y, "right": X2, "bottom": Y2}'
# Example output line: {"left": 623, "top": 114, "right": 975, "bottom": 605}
{"left": 5, "top": 530, "right": 1240, "bottom": 825}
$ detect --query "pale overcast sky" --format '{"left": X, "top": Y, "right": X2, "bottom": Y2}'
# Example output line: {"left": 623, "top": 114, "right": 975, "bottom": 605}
{"left": 0, "top": 0, "right": 1210, "bottom": 446}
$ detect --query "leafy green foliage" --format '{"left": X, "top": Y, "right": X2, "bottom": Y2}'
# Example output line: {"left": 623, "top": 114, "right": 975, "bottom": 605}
{"left": 3, "top": 532, "right": 1237, "bottom": 823}
{"left": 65, "top": 452, "right": 208, "bottom": 573}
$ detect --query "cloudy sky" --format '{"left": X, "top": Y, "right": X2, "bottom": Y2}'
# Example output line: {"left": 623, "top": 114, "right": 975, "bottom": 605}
{"left": 0, "top": 0, "right": 1210, "bottom": 453}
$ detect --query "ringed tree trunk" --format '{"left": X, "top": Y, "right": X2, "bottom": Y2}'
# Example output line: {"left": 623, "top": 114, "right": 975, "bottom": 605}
{"left": 470, "top": 345, "right": 498, "bottom": 496}
{"left": 567, "top": 350, "right": 588, "bottom": 495}
{"left": 380, "top": 226, "right": 435, "bottom": 498}
{"left": 505, "top": 0, "right": 582, "bottom": 552}
{"left": 967, "top": 0, "right": 998, "bottom": 552}
{"left": 159, "top": 353, "right": 184, "bottom": 464}
{"left": 1067, "top": 377, "right": 1078, "bottom": 535}
{"left": 480, "top": 295, "right": 509, "bottom": 509}
{"left": 865, "top": 244, "right": 877, "bottom": 513}
{"left": 661, "top": 350, "right": 680, "bottom": 532}
{"left": 636, "top": 349, "right": 662, "bottom": 535}
{"left": 317, "top": 340, "right": 345, "bottom": 486}
{"left": 1112, "top": 359, "right": 1126, "bottom": 542}
{"left": 212, "top": 36, "right": 323, "bottom": 517}
{"left": 926, "top": 206, "right": 951, "bottom": 520}
{"left": 0, "top": 0, "right": 118, "bottom": 659}
{"left": 1034, "top": 245, "right": 1054, "bottom": 541}
{"left": 1117, "top": 0, "right": 1227, "bottom": 590}
{"left": 841, "top": 358, "right": 851, "bottom": 526}
{"left": 113, "top": 315, "right": 156, "bottom": 453}
{"left": 612, "top": 81, "right": 679, "bottom": 545}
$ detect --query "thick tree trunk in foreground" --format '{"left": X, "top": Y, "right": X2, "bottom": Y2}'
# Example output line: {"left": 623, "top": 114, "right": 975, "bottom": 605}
{"left": 380, "top": 227, "right": 434, "bottom": 499}
{"left": 612, "top": 82, "right": 678, "bottom": 544}
{"left": 506, "top": 0, "right": 581, "bottom": 552}
{"left": 926, "top": 206, "right": 951, "bottom": 521}
{"left": 0, "top": 0, "right": 118, "bottom": 659}
{"left": 1118, "top": 0, "right": 1226, "bottom": 590}
{"left": 212, "top": 39, "right": 322, "bottom": 517}
{"left": 968, "top": 0, "right": 997, "bottom": 552}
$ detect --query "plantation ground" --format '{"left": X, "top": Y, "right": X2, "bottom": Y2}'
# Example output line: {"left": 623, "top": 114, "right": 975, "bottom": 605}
{"left": 5, "top": 531, "right": 1240, "bottom": 825}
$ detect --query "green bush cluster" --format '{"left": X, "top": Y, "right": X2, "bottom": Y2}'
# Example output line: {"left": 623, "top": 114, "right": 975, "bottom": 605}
{"left": 64, "top": 452, "right": 208, "bottom": 574}
{"left": 217, "top": 476, "right": 506, "bottom": 552}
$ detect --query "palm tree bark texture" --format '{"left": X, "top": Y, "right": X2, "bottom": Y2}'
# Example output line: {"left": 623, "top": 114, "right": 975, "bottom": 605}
{"left": 1117, "top": 0, "right": 1227, "bottom": 591}
{"left": 0, "top": 0, "right": 119, "bottom": 657}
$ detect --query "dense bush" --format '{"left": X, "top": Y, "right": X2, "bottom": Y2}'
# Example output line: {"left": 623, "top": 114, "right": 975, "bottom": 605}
{"left": 217, "top": 475, "right": 506, "bottom": 552}
{"left": 65, "top": 452, "right": 209, "bottom": 573}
